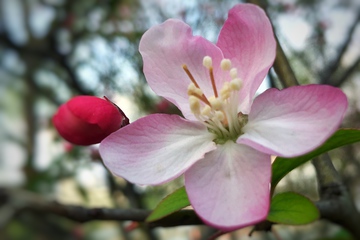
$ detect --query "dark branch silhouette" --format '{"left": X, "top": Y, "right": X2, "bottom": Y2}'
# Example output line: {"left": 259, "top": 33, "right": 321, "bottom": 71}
{"left": 321, "top": 9, "right": 360, "bottom": 84}
{"left": 0, "top": 188, "right": 202, "bottom": 229}
{"left": 332, "top": 56, "right": 360, "bottom": 87}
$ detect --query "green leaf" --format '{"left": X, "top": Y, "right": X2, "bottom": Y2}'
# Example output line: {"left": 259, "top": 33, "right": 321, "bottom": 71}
{"left": 271, "top": 129, "right": 360, "bottom": 192}
{"left": 146, "top": 186, "right": 190, "bottom": 222}
{"left": 267, "top": 192, "right": 319, "bottom": 225}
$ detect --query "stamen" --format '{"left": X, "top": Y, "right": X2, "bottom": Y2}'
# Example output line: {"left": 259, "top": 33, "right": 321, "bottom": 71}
{"left": 209, "top": 66, "right": 218, "bottom": 98}
{"left": 203, "top": 56, "right": 218, "bottom": 98}
{"left": 208, "top": 96, "right": 222, "bottom": 110}
{"left": 187, "top": 83, "right": 203, "bottom": 96}
{"left": 214, "top": 111, "right": 225, "bottom": 121}
{"left": 185, "top": 56, "right": 244, "bottom": 143}
{"left": 192, "top": 92, "right": 211, "bottom": 106}
{"left": 182, "top": 64, "right": 200, "bottom": 88}
{"left": 203, "top": 56, "right": 212, "bottom": 69}
{"left": 220, "top": 82, "right": 230, "bottom": 100}
{"left": 221, "top": 59, "right": 231, "bottom": 71}
{"left": 201, "top": 105, "right": 212, "bottom": 116}
{"left": 183, "top": 64, "right": 211, "bottom": 106}
{"left": 230, "top": 78, "right": 243, "bottom": 91}
{"left": 189, "top": 96, "right": 200, "bottom": 114}
{"left": 230, "top": 68, "right": 238, "bottom": 79}
{"left": 210, "top": 116, "right": 230, "bottom": 136}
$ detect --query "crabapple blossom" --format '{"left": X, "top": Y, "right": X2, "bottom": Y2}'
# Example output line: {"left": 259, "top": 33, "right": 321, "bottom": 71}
{"left": 99, "top": 4, "right": 348, "bottom": 230}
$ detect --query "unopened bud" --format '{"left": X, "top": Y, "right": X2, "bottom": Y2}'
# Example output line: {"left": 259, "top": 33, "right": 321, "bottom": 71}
{"left": 53, "top": 96, "right": 127, "bottom": 145}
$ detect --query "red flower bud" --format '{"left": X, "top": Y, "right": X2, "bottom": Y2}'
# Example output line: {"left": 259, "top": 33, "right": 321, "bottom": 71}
{"left": 53, "top": 96, "right": 127, "bottom": 145}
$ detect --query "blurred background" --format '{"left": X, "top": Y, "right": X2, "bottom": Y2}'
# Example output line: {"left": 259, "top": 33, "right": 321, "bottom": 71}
{"left": 0, "top": 0, "right": 359, "bottom": 239}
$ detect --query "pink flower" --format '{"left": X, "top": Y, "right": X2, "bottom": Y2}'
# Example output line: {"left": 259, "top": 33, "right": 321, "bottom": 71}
{"left": 53, "top": 96, "right": 127, "bottom": 146}
{"left": 99, "top": 4, "right": 347, "bottom": 230}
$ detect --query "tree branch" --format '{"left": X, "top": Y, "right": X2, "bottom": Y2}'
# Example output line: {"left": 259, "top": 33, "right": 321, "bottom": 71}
{"left": 332, "top": 56, "right": 360, "bottom": 87}
{"left": 3, "top": 185, "right": 360, "bottom": 236}
{"left": 321, "top": 9, "right": 360, "bottom": 84}
{"left": 272, "top": 36, "right": 300, "bottom": 87}
{"left": 0, "top": 188, "right": 203, "bottom": 229}
{"left": 0, "top": 30, "right": 93, "bottom": 96}
{"left": 312, "top": 154, "right": 360, "bottom": 238}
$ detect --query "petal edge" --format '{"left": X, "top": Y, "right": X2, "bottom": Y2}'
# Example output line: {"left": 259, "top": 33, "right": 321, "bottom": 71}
{"left": 185, "top": 142, "right": 271, "bottom": 230}
{"left": 239, "top": 85, "right": 348, "bottom": 157}
{"left": 217, "top": 4, "right": 276, "bottom": 113}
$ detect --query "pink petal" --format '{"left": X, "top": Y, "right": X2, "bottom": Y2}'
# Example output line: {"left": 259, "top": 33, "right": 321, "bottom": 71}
{"left": 139, "top": 19, "right": 228, "bottom": 120}
{"left": 185, "top": 141, "right": 271, "bottom": 231}
{"left": 99, "top": 114, "right": 216, "bottom": 185}
{"left": 238, "top": 85, "right": 348, "bottom": 157}
{"left": 217, "top": 4, "right": 276, "bottom": 113}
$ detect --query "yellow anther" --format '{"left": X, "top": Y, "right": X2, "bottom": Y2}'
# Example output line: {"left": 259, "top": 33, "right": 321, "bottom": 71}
{"left": 230, "top": 78, "right": 243, "bottom": 91}
{"left": 220, "top": 82, "right": 230, "bottom": 100}
{"left": 209, "top": 96, "right": 222, "bottom": 110}
{"left": 230, "top": 68, "right": 238, "bottom": 79}
{"left": 214, "top": 111, "right": 225, "bottom": 121}
{"left": 220, "top": 59, "right": 231, "bottom": 71}
{"left": 221, "top": 92, "right": 230, "bottom": 100}
{"left": 201, "top": 105, "right": 212, "bottom": 116}
{"left": 189, "top": 96, "right": 200, "bottom": 114}
{"left": 203, "top": 56, "right": 213, "bottom": 69}
{"left": 187, "top": 83, "right": 203, "bottom": 96}
{"left": 187, "top": 83, "right": 196, "bottom": 95}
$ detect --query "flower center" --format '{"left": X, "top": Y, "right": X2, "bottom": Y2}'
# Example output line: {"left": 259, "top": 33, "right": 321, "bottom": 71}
{"left": 183, "top": 56, "right": 248, "bottom": 144}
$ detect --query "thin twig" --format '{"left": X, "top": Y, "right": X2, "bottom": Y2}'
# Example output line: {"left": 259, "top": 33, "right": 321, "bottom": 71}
{"left": 332, "top": 56, "right": 360, "bottom": 87}
{"left": 321, "top": 9, "right": 360, "bottom": 84}
{"left": 313, "top": 154, "right": 360, "bottom": 238}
